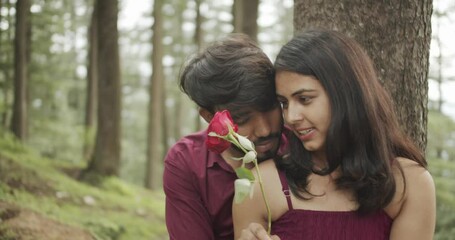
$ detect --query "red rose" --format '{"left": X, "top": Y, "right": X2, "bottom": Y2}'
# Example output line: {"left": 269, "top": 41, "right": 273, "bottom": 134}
{"left": 206, "top": 110, "right": 238, "bottom": 153}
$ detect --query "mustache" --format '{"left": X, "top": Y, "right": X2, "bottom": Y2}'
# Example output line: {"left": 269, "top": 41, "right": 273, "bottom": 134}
{"left": 254, "top": 132, "right": 281, "bottom": 145}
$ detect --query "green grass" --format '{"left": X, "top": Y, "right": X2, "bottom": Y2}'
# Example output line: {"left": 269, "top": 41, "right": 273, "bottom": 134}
{"left": 0, "top": 131, "right": 167, "bottom": 240}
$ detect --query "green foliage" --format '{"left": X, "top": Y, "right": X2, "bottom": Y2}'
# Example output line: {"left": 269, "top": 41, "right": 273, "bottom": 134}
{"left": 427, "top": 111, "right": 455, "bottom": 239}
{"left": 85, "top": 219, "right": 125, "bottom": 240}
{"left": 0, "top": 226, "right": 17, "bottom": 240}
{"left": 0, "top": 129, "right": 30, "bottom": 155}
{"left": 435, "top": 206, "right": 455, "bottom": 240}
{"left": 427, "top": 110, "right": 455, "bottom": 159}
{"left": 0, "top": 135, "right": 167, "bottom": 240}
{"left": 21, "top": 0, "right": 89, "bottom": 164}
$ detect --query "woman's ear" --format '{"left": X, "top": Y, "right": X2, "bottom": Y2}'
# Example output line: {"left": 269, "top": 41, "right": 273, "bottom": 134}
{"left": 199, "top": 108, "right": 214, "bottom": 123}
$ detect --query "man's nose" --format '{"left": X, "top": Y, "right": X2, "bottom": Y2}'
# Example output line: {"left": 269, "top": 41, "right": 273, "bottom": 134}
{"left": 253, "top": 114, "right": 272, "bottom": 138}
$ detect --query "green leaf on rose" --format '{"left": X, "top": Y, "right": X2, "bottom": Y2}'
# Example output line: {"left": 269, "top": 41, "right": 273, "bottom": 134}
{"left": 235, "top": 167, "right": 255, "bottom": 181}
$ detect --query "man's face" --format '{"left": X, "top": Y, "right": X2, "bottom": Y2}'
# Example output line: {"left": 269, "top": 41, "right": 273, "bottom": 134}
{"left": 229, "top": 106, "right": 282, "bottom": 162}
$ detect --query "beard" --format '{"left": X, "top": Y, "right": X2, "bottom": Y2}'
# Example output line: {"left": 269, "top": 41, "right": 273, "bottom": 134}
{"left": 230, "top": 132, "right": 281, "bottom": 163}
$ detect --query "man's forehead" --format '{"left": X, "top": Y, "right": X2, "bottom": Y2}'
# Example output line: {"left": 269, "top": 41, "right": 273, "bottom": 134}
{"left": 227, "top": 108, "right": 254, "bottom": 117}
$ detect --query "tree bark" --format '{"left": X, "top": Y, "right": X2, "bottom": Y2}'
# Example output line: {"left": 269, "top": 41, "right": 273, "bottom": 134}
{"left": 430, "top": 10, "right": 443, "bottom": 158}
{"left": 11, "top": 0, "right": 31, "bottom": 140}
{"left": 145, "top": 0, "right": 164, "bottom": 189}
{"left": 233, "top": 0, "right": 259, "bottom": 42}
{"left": 0, "top": 0, "right": 6, "bottom": 127}
{"left": 172, "top": 1, "right": 187, "bottom": 140}
{"left": 2, "top": 0, "right": 13, "bottom": 129}
{"left": 193, "top": 0, "right": 204, "bottom": 131}
{"left": 294, "top": 0, "right": 432, "bottom": 152}
{"left": 85, "top": 0, "right": 121, "bottom": 177}
{"left": 83, "top": 3, "right": 98, "bottom": 161}
{"left": 162, "top": 86, "right": 169, "bottom": 158}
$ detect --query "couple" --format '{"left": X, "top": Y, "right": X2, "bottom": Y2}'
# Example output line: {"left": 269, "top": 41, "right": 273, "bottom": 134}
{"left": 163, "top": 30, "right": 436, "bottom": 240}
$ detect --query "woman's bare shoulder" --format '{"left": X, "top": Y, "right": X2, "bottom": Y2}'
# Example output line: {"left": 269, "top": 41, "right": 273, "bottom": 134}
{"left": 385, "top": 157, "right": 434, "bottom": 219}
{"left": 394, "top": 157, "right": 432, "bottom": 181}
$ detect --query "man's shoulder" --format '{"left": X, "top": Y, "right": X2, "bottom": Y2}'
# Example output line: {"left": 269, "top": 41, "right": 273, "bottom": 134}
{"left": 165, "top": 130, "right": 208, "bottom": 163}
{"left": 172, "top": 130, "right": 206, "bottom": 150}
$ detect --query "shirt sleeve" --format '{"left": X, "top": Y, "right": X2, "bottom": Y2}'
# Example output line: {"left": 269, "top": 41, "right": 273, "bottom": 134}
{"left": 163, "top": 146, "right": 215, "bottom": 240}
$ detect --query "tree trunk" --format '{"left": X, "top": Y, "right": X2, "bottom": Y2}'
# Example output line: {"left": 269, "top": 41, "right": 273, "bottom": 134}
{"left": 85, "top": 0, "right": 121, "bottom": 177}
{"left": 233, "top": 0, "right": 259, "bottom": 42}
{"left": 83, "top": 3, "right": 98, "bottom": 161}
{"left": 193, "top": 0, "right": 204, "bottom": 131}
{"left": 172, "top": 1, "right": 187, "bottom": 140}
{"left": 145, "top": 0, "right": 164, "bottom": 189}
{"left": 0, "top": 0, "right": 6, "bottom": 127}
{"left": 162, "top": 87, "right": 169, "bottom": 158}
{"left": 430, "top": 10, "right": 443, "bottom": 158}
{"left": 294, "top": 0, "right": 432, "bottom": 152}
{"left": 2, "top": 0, "right": 13, "bottom": 129}
{"left": 11, "top": 0, "right": 31, "bottom": 140}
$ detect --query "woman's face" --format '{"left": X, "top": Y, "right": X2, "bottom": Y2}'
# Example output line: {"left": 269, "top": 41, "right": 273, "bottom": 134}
{"left": 275, "top": 70, "right": 331, "bottom": 155}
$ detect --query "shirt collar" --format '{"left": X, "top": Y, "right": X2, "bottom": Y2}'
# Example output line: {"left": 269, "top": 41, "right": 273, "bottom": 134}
{"left": 203, "top": 130, "right": 235, "bottom": 171}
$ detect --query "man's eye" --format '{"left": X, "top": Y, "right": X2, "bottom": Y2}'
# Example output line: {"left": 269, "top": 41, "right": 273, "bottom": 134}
{"left": 235, "top": 118, "right": 249, "bottom": 125}
{"left": 279, "top": 101, "right": 288, "bottom": 109}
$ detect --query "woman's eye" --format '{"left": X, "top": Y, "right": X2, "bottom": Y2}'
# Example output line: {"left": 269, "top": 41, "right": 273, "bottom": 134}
{"left": 299, "top": 96, "right": 311, "bottom": 104}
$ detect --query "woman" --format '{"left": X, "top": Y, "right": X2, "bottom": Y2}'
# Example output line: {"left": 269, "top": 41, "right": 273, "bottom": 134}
{"left": 233, "top": 30, "right": 435, "bottom": 240}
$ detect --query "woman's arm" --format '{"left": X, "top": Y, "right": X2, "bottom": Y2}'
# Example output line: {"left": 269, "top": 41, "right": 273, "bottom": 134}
{"left": 232, "top": 160, "right": 285, "bottom": 239}
{"left": 233, "top": 168, "right": 269, "bottom": 239}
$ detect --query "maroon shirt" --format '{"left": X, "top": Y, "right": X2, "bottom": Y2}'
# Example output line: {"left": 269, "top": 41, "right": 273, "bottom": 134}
{"left": 163, "top": 130, "right": 237, "bottom": 240}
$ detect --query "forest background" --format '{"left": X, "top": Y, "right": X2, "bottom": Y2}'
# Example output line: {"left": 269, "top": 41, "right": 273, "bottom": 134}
{"left": 0, "top": 0, "right": 454, "bottom": 239}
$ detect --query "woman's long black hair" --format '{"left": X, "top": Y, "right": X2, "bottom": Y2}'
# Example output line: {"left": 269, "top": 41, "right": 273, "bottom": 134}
{"left": 274, "top": 30, "right": 426, "bottom": 214}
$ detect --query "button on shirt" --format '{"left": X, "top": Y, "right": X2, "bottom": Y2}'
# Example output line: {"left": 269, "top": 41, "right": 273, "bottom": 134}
{"left": 163, "top": 130, "right": 237, "bottom": 240}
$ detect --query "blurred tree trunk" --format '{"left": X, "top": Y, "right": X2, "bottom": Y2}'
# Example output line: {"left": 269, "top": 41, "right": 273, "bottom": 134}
{"left": 162, "top": 82, "right": 168, "bottom": 157}
{"left": 145, "top": 0, "right": 164, "bottom": 189}
{"left": 3, "top": 0, "right": 13, "bottom": 129}
{"left": 294, "top": 0, "right": 432, "bottom": 152}
{"left": 11, "top": 0, "right": 31, "bottom": 140}
{"left": 83, "top": 3, "right": 98, "bottom": 161}
{"left": 434, "top": 20, "right": 443, "bottom": 159}
{"left": 0, "top": 0, "right": 9, "bottom": 128}
{"left": 173, "top": 2, "right": 184, "bottom": 140}
{"left": 194, "top": 0, "right": 203, "bottom": 49}
{"left": 84, "top": 0, "right": 121, "bottom": 178}
{"left": 0, "top": 0, "right": 2, "bottom": 120}
{"left": 174, "top": 93, "right": 183, "bottom": 139}
{"left": 434, "top": 19, "right": 443, "bottom": 113}
{"left": 429, "top": 9, "right": 450, "bottom": 159}
{"left": 192, "top": 0, "right": 204, "bottom": 131}
{"left": 233, "top": 0, "right": 259, "bottom": 42}
{"left": 0, "top": 0, "right": 2, "bottom": 38}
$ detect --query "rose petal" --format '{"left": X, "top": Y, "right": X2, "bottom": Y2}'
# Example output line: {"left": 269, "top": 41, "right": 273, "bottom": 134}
{"left": 206, "top": 110, "right": 238, "bottom": 153}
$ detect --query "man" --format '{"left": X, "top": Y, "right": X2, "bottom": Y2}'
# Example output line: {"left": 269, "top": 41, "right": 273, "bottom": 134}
{"left": 163, "top": 34, "right": 283, "bottom": 240}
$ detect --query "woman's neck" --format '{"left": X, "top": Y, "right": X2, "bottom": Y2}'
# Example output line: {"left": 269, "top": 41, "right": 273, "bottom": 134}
{"left": 311, "top": 151, "right": 328, "bottom": 170}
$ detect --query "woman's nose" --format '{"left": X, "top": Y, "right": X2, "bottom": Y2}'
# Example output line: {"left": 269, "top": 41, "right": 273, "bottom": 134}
{"left": 285, "top": 103, "right": 303, "bottom": 124}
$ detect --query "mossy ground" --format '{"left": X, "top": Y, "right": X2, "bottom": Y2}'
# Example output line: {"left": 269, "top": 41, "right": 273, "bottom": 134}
{"left": 0, "top": 133, "right": 167, "bottom": 240}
